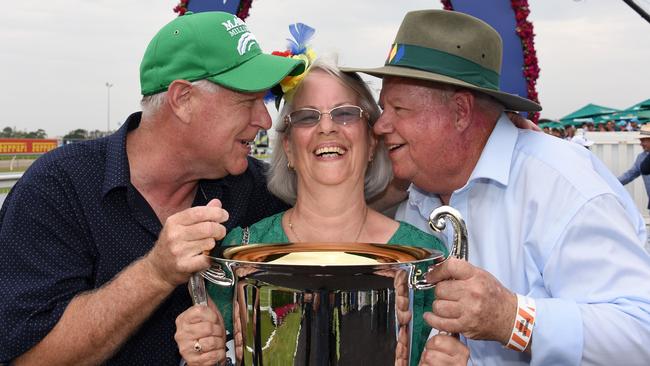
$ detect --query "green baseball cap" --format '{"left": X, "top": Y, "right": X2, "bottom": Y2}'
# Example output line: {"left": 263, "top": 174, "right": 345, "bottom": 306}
{"left": 140, "top": 11, "right": 305, "bottom": 95}
{"left": 342, "top": 10, "right": 541, "bottom": 112}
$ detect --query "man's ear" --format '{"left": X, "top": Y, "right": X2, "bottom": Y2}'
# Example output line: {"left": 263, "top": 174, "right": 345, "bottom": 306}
{"left": 452, "top": 90, "right": 474, "bottom": 132}
{"left": 167, "top": 80, "right": 193, "bottom": 124}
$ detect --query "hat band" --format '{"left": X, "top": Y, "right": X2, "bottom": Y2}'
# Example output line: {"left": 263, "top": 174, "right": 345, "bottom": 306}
{"left": 385, "top": 43, "right": 500, "bottom": 90}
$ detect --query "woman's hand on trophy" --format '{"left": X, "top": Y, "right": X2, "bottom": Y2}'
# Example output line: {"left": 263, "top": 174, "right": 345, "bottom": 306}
{"left": 146, "top": 199, "right": 229, "bottom": 287}
{"left": 174, "top": 298, "right": 227, "bottom": 366}
{"left": 419, "top": 334, "right": 469, "bottom": 366}
{"left": 424, "top": 257, "right": 517, "bottom": 344}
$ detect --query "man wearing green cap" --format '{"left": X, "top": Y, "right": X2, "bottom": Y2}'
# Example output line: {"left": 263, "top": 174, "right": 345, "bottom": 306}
{"left": 347, "top": 9, "right": 650, "bottom": 366}
{"left": 0, "top": 11, "right": 303, "bottom": 365}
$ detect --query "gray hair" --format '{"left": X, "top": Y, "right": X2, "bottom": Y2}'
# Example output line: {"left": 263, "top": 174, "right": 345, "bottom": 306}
{"left": 267, "top": 58, "right": 392, "bottom": 205}
{"left": 140, "top": 79, "right": 221, "bottom": 116}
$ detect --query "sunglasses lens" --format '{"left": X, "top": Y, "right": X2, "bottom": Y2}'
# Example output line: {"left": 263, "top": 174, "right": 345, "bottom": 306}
{"left": 289, "top": 109, "right": 320, "bottom": 126}
{"left": 331, "top": 106, "right": 362, "bottom": 124}
{"left": 288, "top": 106, "right": 364, "bottom": 127}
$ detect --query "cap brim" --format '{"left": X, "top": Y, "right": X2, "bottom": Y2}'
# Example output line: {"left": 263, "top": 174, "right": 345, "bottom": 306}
{"left": 209, "top": 53, "right": 305, "bottom": 93}
{"left": 341, "top": 65, "right": 542, "bottom": 112}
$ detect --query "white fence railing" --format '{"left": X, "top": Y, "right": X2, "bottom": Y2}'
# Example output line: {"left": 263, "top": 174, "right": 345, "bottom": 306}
{"left": 0, "top": 173, "right": 23, "bottom": 189}
{"left": 585, "top": 131, "right": 648, "bottom": 222}
{"left": 0, "top": 173, "right": 22, "bottom": 206}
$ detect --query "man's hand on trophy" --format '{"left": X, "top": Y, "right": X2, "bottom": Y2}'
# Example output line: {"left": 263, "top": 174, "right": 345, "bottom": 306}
{"left": 146, "top": 199, "right": 229, "bottom": 287}
{"left": 425, "top": 257, "right": 518, "bottom": 344}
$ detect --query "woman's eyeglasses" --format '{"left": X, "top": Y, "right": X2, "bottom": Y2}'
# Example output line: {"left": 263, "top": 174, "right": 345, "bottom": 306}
{"left": 284, "top": 105, "right": 368, "bottom": 128}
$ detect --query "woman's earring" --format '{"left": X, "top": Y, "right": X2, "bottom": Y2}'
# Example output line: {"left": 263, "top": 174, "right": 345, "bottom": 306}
{"left": 287, "top": 161, "right": 293, "bottom": 170}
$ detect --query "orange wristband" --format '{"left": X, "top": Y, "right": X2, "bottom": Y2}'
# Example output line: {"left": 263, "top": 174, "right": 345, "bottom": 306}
{"left": 506, "top": 294, "right": 536, "bottom": 352}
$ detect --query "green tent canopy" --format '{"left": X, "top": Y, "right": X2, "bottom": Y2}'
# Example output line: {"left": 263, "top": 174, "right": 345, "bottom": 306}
{"left": 538, "top": 118, "right": 564, "bottom": 129}
{"left": 611, "top": 98, "right": 650, "bottom": 124}
{"left": 560, "top": 103, "right": 620, "bottom": 126}
{"left": 630, "top": 98, "right": 650, "bottom": 110}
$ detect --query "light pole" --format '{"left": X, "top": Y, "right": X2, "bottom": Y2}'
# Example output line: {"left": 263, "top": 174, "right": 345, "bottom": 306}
{"left": 105, "top": 82, "right": 113, "bottom": 134}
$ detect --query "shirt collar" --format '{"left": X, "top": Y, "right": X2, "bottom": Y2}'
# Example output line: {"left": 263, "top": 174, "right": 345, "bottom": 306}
{"left": 101, "top": 112, "right": 141, "bottom": 198}
{"left": 465, "top": 112, "right": 518, "bottom": 188}
{"left": 406, "top": 184, "right": 442, "bottom": 220}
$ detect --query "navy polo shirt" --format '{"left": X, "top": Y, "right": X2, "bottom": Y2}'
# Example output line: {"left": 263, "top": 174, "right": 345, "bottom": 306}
{"left": 0, "top": 112, "right": 289, "bottom": 364}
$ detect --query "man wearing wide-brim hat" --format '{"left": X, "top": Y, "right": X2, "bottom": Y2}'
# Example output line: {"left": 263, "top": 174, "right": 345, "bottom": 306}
{"left": 619, "top": 124, "right": 650, "bottom": 211}
{"left": 345, "top": 9, "right": 650, "bottom": 365}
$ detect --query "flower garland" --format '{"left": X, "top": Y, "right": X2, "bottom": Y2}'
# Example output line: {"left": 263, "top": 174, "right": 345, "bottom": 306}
{"left": 440, "top": 0, "right": 540, "bottom": 122}
{"left": 265, "top": 23, "right": 317, "bottom": 108}
{"left": 173, "top": 0, "right": 254, "bottom": 20}
{"left": 511, "top": 0, "right": 540, "bottom": 122}
{"left": 173, "top": 0, "right": 189, "bottom": 16}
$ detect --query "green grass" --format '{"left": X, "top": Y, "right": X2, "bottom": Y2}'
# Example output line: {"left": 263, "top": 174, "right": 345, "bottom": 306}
{"left": 264, "top": 311, "right": 301, "bottom": 364}
{"left": 0, "top": 167, "right": 28, "bottom": 173}
{"left": 0, "top": 155, "right": 40, "bottom": 160}
{"left": 242, "top": 307, "right": 301, "bottom": 365}
{"left": 0, "top": 187, "right": 11, "bottom": 195}
{"left": 241, "top": 287, "right": 302, "bottom": 365}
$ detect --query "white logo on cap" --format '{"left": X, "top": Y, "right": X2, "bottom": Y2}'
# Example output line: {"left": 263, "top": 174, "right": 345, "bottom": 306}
{"left": 222, "top": 16, "right": 257, "bottom": 56}
{"left": 222, "top": 17, "right": 246, "bottom": 31}
{"left": 237, "top": 32, "right": 257, "bottom": 55}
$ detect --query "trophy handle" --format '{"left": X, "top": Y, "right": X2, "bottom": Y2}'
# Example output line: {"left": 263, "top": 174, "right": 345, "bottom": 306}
{"left": 411, "top": 206, "right": 469, "bottom": 290}
{"left": 189, "top": 273, "right": 208, "bottom": 306}
{"left": 428, "top": 206, "right": 468, "bottom": 262}
{"left": 427, "top": 206, "right": 468, "bottom": 339}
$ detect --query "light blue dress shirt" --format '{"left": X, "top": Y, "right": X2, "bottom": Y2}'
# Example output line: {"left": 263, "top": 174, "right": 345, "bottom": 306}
{"left": 396, "top": 114, "right": 650, "bottom": 366}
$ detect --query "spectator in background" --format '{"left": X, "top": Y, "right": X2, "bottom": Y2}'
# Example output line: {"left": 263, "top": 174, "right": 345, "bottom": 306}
{"left": 570, "top": 128, "right": 594, "bottom": 149}
{"left": 605, "top": 120, "right": 617, "bottom": 131}
{"left": 597, "top": 123, "right": 607, "bottom": 132}
{"left": 619, "top": 124, "right": 650, "bottom": 211}
{"left": 641, "top": 152, "right": 650, "bottom": 175}
{"left": 550, "top": 126, "right": 564, "bottom": 139}
{"left": 581, "top": 121, "right": 595, "bottom": 132}
{"left": 564, "top": 125, "right": 576, "bottom": 140}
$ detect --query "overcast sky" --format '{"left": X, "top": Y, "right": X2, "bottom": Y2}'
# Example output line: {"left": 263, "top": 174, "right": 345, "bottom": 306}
{"left": 1, "top": 0, "right": 648, "bottom": 137}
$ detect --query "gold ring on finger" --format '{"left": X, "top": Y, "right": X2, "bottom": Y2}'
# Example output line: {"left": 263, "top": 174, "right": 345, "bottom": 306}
{"left": 193, "top": 340, "right": 202, "bottom": 353}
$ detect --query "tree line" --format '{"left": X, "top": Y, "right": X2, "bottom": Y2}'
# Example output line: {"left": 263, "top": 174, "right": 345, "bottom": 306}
{"left": 1, "top": 127, "right": 110, "bottom": 140}
{"left": 1, "top": 127, "right": 47, "bottom": 139}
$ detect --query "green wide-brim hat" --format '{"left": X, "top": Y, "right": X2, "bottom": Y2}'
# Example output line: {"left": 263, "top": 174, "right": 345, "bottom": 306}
{"left": 342, "top": 10, "right": 541, "bottom": 112}
{"left": 140, "top": 11, "right": 305, "bottom": 95}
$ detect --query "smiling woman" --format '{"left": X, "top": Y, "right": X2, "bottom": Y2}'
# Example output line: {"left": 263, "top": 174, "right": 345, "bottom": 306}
{"left": 174, "top": 56, "right": 452, "bottom": 366}
{"left": 269, "top": 58, "right": 391, "bottom": 205}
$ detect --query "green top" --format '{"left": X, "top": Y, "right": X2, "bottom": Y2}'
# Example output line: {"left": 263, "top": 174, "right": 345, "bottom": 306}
{"left": 208, "top": 211, "right": 447, "bottom": 364}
